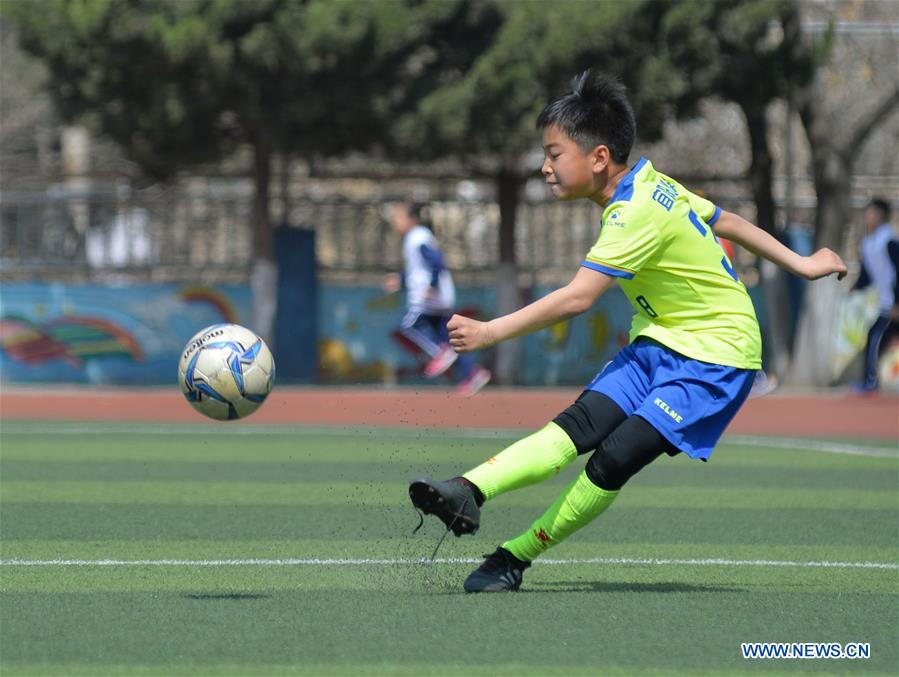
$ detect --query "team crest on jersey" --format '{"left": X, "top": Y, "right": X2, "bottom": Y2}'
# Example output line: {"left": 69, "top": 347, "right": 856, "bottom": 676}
{"left": 605, "top": 209, "right": 625, "bottom": 227}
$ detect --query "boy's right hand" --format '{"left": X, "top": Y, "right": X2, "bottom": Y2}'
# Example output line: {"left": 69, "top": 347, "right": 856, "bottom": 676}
{"left": 448, "top": 314, "right": 494, "bottom": 352}
{"left": 382, "top": 273, "right": 401, "bottom": 293}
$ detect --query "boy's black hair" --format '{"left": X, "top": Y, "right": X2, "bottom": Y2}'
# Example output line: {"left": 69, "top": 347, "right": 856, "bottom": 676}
{"left": 406, "top": 200, "right": 432, "bottom": 229}
{"left": 537, "top": 70, "right": 636, "bottom": 164}
{"left": 868, "top": 197, "right": 891, "bottom": 220}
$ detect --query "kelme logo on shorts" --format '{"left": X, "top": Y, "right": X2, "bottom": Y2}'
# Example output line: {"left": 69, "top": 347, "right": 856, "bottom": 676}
{"left": 654, "top": 397, "right": 684, "bottom": 423}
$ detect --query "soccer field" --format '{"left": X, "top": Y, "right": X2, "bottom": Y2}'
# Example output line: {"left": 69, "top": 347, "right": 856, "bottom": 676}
{"left": 1, "top": 421, "right": 896, "bottom": 676}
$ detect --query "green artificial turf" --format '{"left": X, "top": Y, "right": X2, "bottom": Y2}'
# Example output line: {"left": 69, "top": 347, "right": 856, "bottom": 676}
{"left": 1, "top": 421, "right": 896, "bottom": 676}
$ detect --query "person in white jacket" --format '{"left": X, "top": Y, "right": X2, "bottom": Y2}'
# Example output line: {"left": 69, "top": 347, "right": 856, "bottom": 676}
{"left": 383, "top": 200, "right": 491, "bottom": 396}
{"left": 853, "top": 197, "right": 898, "bottom": 392}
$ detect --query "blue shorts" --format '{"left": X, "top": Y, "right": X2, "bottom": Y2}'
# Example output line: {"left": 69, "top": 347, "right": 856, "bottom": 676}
{"left": 586, "top": 338, "right": 755, "bottom": 460}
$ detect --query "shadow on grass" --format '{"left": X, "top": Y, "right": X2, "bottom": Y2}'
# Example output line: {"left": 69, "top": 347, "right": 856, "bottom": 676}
{"left": 182, "top": 593, "right": 272, "bottom": 600}
{"left": 429, "top": 581, "right": 741, "bottom": 595}
{"left": 524, "top": 581, "right": 740, "bottom": 594}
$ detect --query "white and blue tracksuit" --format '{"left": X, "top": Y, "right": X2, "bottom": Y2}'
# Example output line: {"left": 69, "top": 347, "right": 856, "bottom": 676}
{"left": 853, "top": 222, "right": 899, "bottom": 389}
{"left": 399, "top": 225, "right": 475, "bottom": 378}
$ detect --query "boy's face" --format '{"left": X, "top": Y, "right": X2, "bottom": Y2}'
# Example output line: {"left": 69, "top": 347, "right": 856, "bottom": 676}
{"left": 392, "top": 204, "right": 414, "bottom": 234}
{"left": 541, "top": 124, "right": 608, "bottom": 201}
{"left": 863, "top": 205, "right": 884, "bottom": 232}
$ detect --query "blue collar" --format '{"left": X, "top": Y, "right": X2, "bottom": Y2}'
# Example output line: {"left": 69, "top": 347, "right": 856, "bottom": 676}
{"left": 609, "top": 156, "right": 647, "bottom": 204}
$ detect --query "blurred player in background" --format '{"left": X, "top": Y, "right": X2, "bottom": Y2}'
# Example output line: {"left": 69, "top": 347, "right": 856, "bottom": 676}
{"left": 853, "top": 197, "right": 898, "bottom": 393}
{"left": 384, "top": 200, "right": 491, "bottom": 397}
{"left": 409, "top": 70, "right": 847, "bottom": 592}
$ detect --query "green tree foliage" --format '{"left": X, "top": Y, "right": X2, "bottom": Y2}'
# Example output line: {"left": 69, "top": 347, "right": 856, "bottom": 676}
{"left": 16, "top": 2, "right": 274, "bottom": 171}
{"left": 396, "top": 0, "right": 818, "bottom": 233}
{"left": 4, "top": 0, "right": 488, "bottom": 255}
{"left": 395, "top": 1, "right": 668, "bottom": 169}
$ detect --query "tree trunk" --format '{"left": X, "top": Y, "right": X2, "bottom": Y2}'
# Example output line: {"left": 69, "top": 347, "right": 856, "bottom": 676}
{"left": 801, "top": 134, "right": 851, "bottom": 252}
{"left": 787, "top": 135, "right": 853, "bottom": 385}
{"left": 788, "top": 276, "right": 845, "bottom": 386}
{"left": 741, "top": 102, "right": 776, "bottom": 234}
{"left": 251, "top": 140, "right": 278, "bottom": 345}
{"left": 799, "top": 85, "right": 898, "bottom": 250}
{"left": 494, "top": 168, "right": 523, "bottom": 385}
{"left": 253, "top": 140, "right": 274, "bottom": 261}
{"left": 739, "top": 99, "right": 794, "bottom": 378}
{"left": 789, "top": 81, "right": 899, "bottom": 385}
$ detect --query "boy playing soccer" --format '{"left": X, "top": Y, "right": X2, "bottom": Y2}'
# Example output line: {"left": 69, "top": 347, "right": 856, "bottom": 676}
{"left": 408, "top": 71, "right": 847, "bottom": 592}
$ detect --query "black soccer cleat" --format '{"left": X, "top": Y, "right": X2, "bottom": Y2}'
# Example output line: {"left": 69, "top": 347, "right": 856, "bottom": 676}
{"left": 463, "top": 547, "right": 531, "bottom": 593}
{"left": 409, "top": 477, "right": 480, "bottom": 536}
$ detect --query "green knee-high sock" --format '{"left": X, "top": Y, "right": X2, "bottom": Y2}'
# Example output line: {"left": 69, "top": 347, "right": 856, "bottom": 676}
{"left": 462, "top": 422, "right": 577, "bottom": 501}
{"left": 502, "top": 471, "right": 619, "bottom": 562}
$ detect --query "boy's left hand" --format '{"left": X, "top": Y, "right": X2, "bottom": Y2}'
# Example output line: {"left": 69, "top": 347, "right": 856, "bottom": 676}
{"left": 448, "top": 314, "right": 494, "bottom": 352}
{"left": 800, "top": 248, "right": 848, "bottom": 281}
{"left": 382, "top": 273, "right": 401, "bottom": 293}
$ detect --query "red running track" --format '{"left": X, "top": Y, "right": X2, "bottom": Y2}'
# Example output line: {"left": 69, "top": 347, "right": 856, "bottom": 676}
{"left": 0, "top": 387, "right": 896, "bottom": 440}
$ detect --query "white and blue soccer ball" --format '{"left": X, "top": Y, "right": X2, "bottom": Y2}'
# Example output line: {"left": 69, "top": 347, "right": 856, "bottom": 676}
{"left": 178, "top": 323, "right": 275, "bottom": 420}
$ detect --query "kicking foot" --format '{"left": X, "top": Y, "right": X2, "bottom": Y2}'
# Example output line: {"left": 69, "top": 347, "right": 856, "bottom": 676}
{"left": 463, "top": 547, "right": 531, "bottom": 592}
{"left": 409, "top": 477, "right": 480, "bottom": 536}
{"left": 423, "top": 345, "right": 458, "bottom": 378}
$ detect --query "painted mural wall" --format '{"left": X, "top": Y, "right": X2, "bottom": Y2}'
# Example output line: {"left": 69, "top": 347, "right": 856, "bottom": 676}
{"left": 0, "top": 282, "right": 252, "bottom": 385}
{"left": 0, "top": 281, "right": 638, "bottom": 387}
{"left": 317, "top": 284, "right": 635, "bottom": 387}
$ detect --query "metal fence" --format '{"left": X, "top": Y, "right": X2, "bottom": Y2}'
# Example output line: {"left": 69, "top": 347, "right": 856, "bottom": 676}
{"left": 0, "top": 190, "right": 611, "bottom": 284}
{"left": 4, "top": 188, "right": 838, "bottom": 286}
{"left": 0, "top": 190, "right": 255, "bottom": 283}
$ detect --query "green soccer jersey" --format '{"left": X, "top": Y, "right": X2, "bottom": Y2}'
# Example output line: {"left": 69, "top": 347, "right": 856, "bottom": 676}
{"left": 582, "top": 158, "right": 762, "bottom": 369}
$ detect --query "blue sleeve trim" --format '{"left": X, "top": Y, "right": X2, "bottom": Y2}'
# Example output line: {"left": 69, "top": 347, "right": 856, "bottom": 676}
{"left": 888, "top": 241, "right": 899, "bottom": 303}
{"left": 707, "top": 205, "right": 722, "bottom": 226}
{"left": 581, "top": 260, "right": 635, "bottom": 279}
{"left": 419, "top": 244, "right": 445, "bottom": 287}
{"left": 887, "top": 240, "right": 899, "bottom": 268}
{"left": 609, "top": 157, "right": 647, "bottom": 204}
{"left": 852, "top": 262, "right": 869, "bottom": 291}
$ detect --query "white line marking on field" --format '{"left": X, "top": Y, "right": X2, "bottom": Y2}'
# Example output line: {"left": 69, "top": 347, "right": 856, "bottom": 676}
{"left": 725, "top": 435, "right": 898, "bottom": 458}
{"left": 0, "top": 424, "right": 521, "bottom": 440}
{"left": 2, "top": 423, "right": 896, "bottom": 457}
{"left": 1, "top": 557, "right": 896, "bottom": 570}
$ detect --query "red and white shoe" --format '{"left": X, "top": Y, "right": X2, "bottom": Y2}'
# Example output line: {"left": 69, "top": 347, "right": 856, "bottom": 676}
{"left": 424, "top": 345, "right": 458, "bottom": 378}
{"left": 457, "top": 367, "right": 491, "bottom": 397}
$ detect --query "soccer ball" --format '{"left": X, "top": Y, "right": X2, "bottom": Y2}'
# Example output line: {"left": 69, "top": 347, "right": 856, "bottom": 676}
{"left": 178, "top": 323, "right": 275, "bottom": 420}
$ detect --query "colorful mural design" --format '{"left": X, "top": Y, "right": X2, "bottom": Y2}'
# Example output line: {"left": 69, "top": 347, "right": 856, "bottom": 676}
{"left": 179, "top": 287, "right": 239, "bottom": 324}
{"left": 0, "top": 315, "right": 143, "bottom": 366}
{"left": 2, "top": 280, "right": 637, "bottom": 386}
{"left": 0, "top": 283, "right": 251, "bottom": 385}
{"left": 316, "top": 284, "right": 636, "bottom": 387}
